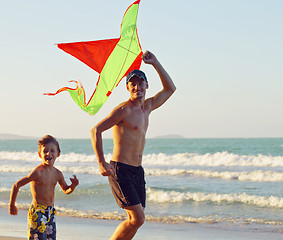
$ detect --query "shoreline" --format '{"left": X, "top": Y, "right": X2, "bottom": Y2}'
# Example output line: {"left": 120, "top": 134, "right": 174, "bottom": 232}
{"left": 0, "top": 208, "right": 282, "bottom": 240}
{"left": 0, "top": 237, "right": 24, "bottom": 240}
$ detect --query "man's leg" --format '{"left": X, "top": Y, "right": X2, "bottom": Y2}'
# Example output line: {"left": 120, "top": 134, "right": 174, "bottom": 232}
{"left": 109, "top": 204, "right": 145, "bottom": 240}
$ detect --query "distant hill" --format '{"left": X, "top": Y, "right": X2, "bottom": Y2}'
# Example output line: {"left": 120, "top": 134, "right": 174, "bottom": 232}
{"left": 153, "top": 134, "right": 185, "bottom": 139}
{"left": 0, "top": 133, "right": 35, "bottom": 139}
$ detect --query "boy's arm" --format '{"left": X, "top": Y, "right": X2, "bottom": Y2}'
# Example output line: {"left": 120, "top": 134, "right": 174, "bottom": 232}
{"left": 90, "top": 106, "right": 126, "bottom": 176}
{"left": 143, "top": 51, "right": 176, "bottom": 111}
{"left": 58, "top": 173, "right": 79, "bottom": 194}
{"left": 9, "top": 173, "right": 36, "bottom": 215}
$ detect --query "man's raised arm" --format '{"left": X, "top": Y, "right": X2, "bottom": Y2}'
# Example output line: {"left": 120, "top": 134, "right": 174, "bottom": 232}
{"left": 143, "top": 51, "right": 176, "bottom": 111}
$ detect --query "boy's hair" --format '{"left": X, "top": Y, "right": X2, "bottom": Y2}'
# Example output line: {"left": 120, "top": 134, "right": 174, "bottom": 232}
{"left": 38, "top": 135, "right": 61, "bottom": 154}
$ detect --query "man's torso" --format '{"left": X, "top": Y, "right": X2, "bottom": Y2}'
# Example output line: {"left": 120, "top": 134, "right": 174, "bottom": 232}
{"left": 112, "top": 99, "right": 152, "bottom": 166}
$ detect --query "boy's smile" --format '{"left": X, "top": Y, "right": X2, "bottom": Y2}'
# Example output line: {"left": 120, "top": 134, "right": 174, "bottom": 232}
{"left": 39, "top": 142, "right": 60, "bottom": 166}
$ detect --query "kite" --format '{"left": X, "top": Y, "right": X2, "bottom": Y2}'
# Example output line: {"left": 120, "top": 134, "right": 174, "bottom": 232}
{"left": 45, "top": 0, "right": 143, "bottom": 115}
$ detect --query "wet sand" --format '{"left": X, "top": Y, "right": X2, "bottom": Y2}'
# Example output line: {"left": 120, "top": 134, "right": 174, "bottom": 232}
{"left": 0, "top": 207, "right": 282, "bottom": 240}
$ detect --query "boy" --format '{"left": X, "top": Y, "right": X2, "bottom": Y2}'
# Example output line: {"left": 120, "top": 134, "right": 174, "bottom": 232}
{"left": 9, "top": 135, "right": 79, "bottom": 240}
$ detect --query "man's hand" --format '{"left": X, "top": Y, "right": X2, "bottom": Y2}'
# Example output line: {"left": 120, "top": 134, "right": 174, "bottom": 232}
{"left": 142, "top": 51, "right": 158, "bottom": 65}
{"left": 99, "top": 162, "right": 114, "bottom": 176}
{"left": 9, "top": 204, "right": 18, "bottom": 215}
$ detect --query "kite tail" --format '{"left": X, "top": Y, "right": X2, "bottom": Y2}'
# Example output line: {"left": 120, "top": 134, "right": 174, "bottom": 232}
{"left": 44, "top": 80, "right": 79, "bottom": 96}
{"left": 44, "top": 81, "right": 101, "bottom": 115}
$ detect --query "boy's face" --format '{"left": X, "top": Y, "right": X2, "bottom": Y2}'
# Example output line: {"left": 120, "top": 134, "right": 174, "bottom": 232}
{"left": 38, "top": 142, "right": 60, "bottom": 167}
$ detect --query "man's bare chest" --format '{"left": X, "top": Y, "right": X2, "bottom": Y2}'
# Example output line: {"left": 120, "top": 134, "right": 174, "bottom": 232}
{"left": 123, "top": 110, "right": 149, "bottom": 132}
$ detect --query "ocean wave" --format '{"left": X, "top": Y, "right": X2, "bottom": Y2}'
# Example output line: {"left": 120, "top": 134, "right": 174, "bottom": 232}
{"left": 142, "top": 152, "right": 283, "bottom": 167}
{"left": 0, "top": 187, "right": 11, "bottom": 192}
{"left": 145, "top": 169, "right": 283, "bottom": 182}
{"left": 1, "top": 151, "right": 283, "bottom": 167}
{"left": 146, "top": 188, "right": 283, "bottom": 208}
{"left": 0, "top": 202, "right": 282, "bottom": 226}
{"left": 0, "top": 164, "right": 102, "bottom": 175}
{"left": 1, "top": 162, "right": 283, "bottom": 182}
{"left": 2, "top": 186, "right": 282, "bottom": 209}
{"left": 0, "top": 165, "right": 34, "bottom": 173}
{"left": 0, "top": 151, "right": 39, "bottom": 162}
{"left": 0, "top": 151, "right": 104, "bottom": 163}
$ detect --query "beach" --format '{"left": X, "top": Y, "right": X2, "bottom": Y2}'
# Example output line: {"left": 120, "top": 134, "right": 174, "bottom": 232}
{"left": 1, "top": 208, "right": 282, "bottom": 240}
{"left": 1, "top": 138, "right": 283, "bottom": 239}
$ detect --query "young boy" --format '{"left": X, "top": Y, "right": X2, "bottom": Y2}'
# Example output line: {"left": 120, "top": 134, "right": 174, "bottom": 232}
{"left": 9, "top": 135, "right": 79, "bottom": 240}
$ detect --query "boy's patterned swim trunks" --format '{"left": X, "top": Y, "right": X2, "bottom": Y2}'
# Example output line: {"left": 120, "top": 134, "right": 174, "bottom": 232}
{"left": 28, "top": 204, "right": 57, "bottom": 240}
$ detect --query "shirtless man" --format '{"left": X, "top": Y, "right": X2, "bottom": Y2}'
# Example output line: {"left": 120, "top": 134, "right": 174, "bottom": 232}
{"left": 90, "top": 51, "right": 176, "bottom": 240}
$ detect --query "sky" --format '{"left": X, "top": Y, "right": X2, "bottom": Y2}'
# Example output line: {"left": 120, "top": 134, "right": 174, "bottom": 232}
{"left": 1, "top": 0, "right": 282, "bottom": 139}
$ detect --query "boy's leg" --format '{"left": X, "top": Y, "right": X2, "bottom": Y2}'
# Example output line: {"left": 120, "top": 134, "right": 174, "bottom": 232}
{"left": 109, "top": 204, "right": 145, "bottom": 240}
{"left": 28, "top": 207, "right": 47, "bottom": 240}
{"left": 46, "top": 208, "right": 56, "bottom": 240}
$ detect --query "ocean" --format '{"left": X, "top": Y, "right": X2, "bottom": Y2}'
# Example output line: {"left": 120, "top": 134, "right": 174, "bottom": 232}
{"left": 0, "top": 138, "right": 283, "bottom": 234}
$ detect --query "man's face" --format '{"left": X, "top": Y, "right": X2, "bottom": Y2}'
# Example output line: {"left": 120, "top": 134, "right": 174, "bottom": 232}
{"left": 126, "top": 76, "right": 148, "bottom": 99}
{"left": 39, "top": 142, "right": 60, "bottom": 167}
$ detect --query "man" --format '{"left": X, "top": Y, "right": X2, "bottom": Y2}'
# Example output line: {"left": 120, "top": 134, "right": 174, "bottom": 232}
{"left": 90, "top": 50, "right": 176, "bottom": 240}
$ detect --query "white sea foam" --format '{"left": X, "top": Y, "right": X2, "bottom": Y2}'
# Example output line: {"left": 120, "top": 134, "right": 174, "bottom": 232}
{"left": 145, "top": 169, "right": 283, "bottom": 182}
{"left": 0, "top": 187, "right": 11, "bottom": 192}
{"left": 0, "top": 151, "right": 38, "bottom": 162}
{"left": 56, "top": 165, "right": 101, "bottom": 175}
{"left": 0, "top": 203, "right": 282, "bottom": 226}
{"left": 0, "top": 151, "right": 106, "bottom": 163}
{"left": 1, "top": 151, "right": 283, "bottom": 182}
{"left": 2, "top": 164, "right": 283, "bottom": 182}
{"left": 0, "top": 165, "right": 34, "bottom": 173}
{"left": 1, "top": 151, "right": 283, "bottom": 167}
{"left": 0, "top": 164, "right": 102, "bottom": 175}
{"left": 142, "top": 152, "right": 283, "bottom": 167}
{"left": 146, "top": 188, "right": 283, "bottom": 208}
{"left": 2, "top": 156, "right": 283, "bottom": 182}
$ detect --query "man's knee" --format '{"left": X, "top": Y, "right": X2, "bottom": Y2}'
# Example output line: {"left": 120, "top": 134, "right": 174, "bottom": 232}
{"left": 125, "top": 204, "right": 145, "bottom": 228}
{"left": 130, "top": 214, "right": 145, "bottom": 228}
{"left": 127, "top": 208, "right": 145, "bottom": 228}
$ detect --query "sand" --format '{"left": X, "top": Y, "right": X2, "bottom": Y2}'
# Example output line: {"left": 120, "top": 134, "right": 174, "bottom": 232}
{"left": 0, "top": 237, "right": 25, "bottom": 240}
{"left": 0, "top": 208, "right": 282, "bottom": 240}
